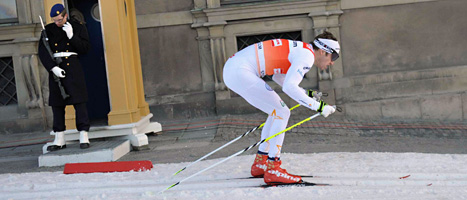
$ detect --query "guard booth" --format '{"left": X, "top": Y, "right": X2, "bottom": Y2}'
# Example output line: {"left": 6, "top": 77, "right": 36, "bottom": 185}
{"left": 39, "top": 0, "right": 161, "bottom": 166}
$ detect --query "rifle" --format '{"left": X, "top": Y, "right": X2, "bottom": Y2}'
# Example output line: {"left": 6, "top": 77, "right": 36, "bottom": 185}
{"left": 39, "top": 15, "right": 70, "bottom": 100}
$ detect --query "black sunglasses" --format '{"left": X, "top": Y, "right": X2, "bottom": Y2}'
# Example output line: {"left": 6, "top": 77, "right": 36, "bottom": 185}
{"left": 331, "top": 50, "right": 339, "bottom": 62}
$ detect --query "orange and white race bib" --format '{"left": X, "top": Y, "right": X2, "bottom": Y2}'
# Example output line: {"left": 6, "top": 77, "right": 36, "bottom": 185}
{"left": 254, "top": 39, "right": 314, "bottom": 77}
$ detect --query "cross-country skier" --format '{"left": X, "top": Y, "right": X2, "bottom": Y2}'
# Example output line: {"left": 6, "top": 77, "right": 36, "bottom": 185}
{"left": 223, "top": 31, "right": 340, "bottom": 185}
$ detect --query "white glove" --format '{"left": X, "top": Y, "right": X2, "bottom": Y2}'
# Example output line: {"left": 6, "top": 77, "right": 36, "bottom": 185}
{"left": 51, "top": 66, "right": 66, "bottom": 78}
{"left": 320, "top": 105, "right": 336, "bottom": 118}
{"left": 62, "top": 22, "right": 73, "bottom": 39}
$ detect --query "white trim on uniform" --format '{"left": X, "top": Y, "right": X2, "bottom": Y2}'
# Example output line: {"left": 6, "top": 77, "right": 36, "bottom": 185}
{"left": 53, "top": 52, "right": 78, "bottom": 57}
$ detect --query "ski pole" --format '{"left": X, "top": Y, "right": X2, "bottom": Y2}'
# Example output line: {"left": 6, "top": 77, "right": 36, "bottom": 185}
{"left": 172, "top": 104, "right": 301, "bottom": 176}
{"left": 161, "top": 112, "right": 322, "bottom": 193}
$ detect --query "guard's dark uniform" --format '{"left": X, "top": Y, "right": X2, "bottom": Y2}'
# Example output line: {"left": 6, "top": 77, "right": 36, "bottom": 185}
{"left": 38, "top": 19, "right": 91, "bottom": 132}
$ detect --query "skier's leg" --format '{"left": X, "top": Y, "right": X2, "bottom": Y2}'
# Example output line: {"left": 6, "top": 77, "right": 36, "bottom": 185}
{"left": 224, "top": 59, "right": 290, "bottom": 177}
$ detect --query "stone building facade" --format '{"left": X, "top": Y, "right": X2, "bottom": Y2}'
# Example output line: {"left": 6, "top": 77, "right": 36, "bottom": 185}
{"left": 1, "top": 0, "right": 466, "bottom": 134}
{"left": 136, "top": 0, "right": 467, "bottom": 121}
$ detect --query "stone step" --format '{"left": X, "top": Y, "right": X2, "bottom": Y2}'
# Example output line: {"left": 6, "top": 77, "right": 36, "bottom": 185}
{"left": 38, "top": 140, "right": 130, "bottom": 167}
{"left": 45, "top": 114, "right": 162, "bottom": 153}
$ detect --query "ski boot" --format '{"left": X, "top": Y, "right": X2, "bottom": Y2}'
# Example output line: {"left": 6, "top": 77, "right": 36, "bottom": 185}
{"left": 251, "top": 152, "right": 268, "bottom": 177}
{"left": 264, "top": 158, "right": 301, "bottom": 185}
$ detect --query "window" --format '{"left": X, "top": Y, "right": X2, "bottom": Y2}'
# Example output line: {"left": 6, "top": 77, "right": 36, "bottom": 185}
{"left": 0, "top": 57, "right": 17, "bottom": 106}
{"left": 0, "top": 0, "right": 18, "bottom": 24}
{"left": 236, "top": 31, "right": 303, "bottom": 82}
{"left": 236, "top": 31, "right": 302, "bottom": 50}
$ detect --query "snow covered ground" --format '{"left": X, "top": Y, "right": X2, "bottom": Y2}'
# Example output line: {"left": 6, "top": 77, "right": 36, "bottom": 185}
{"left": 1, "top": 152, "right": 467, "bottom": 200}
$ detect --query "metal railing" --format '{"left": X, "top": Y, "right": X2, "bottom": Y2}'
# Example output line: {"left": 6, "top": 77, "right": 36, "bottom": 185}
{"left": 237, "top": 31, "right": 302, "bottom": 50}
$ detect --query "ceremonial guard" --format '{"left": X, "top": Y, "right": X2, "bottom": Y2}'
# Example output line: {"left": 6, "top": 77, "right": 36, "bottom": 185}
{"left": 38, "top": 4, "right": 92, "bottom": 151}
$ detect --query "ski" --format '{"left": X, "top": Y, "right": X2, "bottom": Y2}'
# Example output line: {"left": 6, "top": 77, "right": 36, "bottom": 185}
{"left": 198, "top": 173, "right": 421, "bottom": 184}
{"left": 259, "top": 181, "right": 331, "bottom": 188}
{"left": 229, "top": 175, "right": 315, "bottom": 180}
{"left": 158, "top": 172, "right": 467, "bottom": 192}
{"left": 227, "top": 173, "right": 415, "bottom": 181}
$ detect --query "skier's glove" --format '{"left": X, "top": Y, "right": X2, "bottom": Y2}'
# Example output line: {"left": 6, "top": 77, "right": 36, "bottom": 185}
{"left": 317, "top": 100, "right": 335, "bottom": 118}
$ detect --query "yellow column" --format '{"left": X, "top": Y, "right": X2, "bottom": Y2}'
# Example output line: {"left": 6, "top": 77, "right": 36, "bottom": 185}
{"left": 125, "top": 0, "right": 150, "bottom": 117}
{"left": 100, "top": 0, "right": 147, "bottom": 125}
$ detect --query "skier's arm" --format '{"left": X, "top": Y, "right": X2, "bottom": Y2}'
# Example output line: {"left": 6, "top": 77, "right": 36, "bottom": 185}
{"left": 282, "top": 50, "right": 321, "bottom": 111}
{"left": 282, "top": 65, "right": 320, "bottom": 111}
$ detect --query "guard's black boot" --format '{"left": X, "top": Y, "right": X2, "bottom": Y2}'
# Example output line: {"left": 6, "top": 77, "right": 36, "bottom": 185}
{"left": 47, "top": 144, "right": 66, "bottom": 151}
{"left": 80, "top": 143, "right": 89, "bottom": 149}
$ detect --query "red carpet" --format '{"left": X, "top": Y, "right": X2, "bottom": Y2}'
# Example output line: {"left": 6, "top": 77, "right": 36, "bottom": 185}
{"left": 64, "top": 160, "right": 153, "bottom": 174}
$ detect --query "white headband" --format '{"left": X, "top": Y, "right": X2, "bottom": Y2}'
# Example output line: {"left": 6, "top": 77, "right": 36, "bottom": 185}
{"left": 313, "top": 38, "right": 340, "bottom": 54}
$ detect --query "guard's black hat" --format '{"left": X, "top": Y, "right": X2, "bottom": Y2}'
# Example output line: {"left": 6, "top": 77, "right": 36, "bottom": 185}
{"left": 50, "top": 4, "right": 65, "bottom": 18}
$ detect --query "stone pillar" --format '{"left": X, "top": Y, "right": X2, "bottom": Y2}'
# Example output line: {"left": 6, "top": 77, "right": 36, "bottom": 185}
{"left": 20, "top": 55, "right": 45, "bottom": 109}
{"left": 309, "top": 10, "right": 344, "bottom": 81}
{"left": 13, "top": 36, "right": 50, "bottom": 129}
{"left": 16, "top": 0, "right": 32, "bottom": 24}
{"left": 193, "top": 0, "right": 207, "bottom": 10}
{"left": 207, "top": 22, "right": 227, "bottom": 91}
{"left": 192, "top": 10, "right": 215, "bottom": 92}
{"left": 206, "top": 0, "right": 221, "bottom": 8}
{"left": 309, "top": 9, "right": 343, "bottom": 106}
{"left": 204, "top": 21, "right": 231, "bottom": 103}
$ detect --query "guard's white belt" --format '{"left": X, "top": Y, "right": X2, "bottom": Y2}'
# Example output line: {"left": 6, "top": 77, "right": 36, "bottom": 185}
{"left": 53, "top": 52, "right": 78, "bottom": 58}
